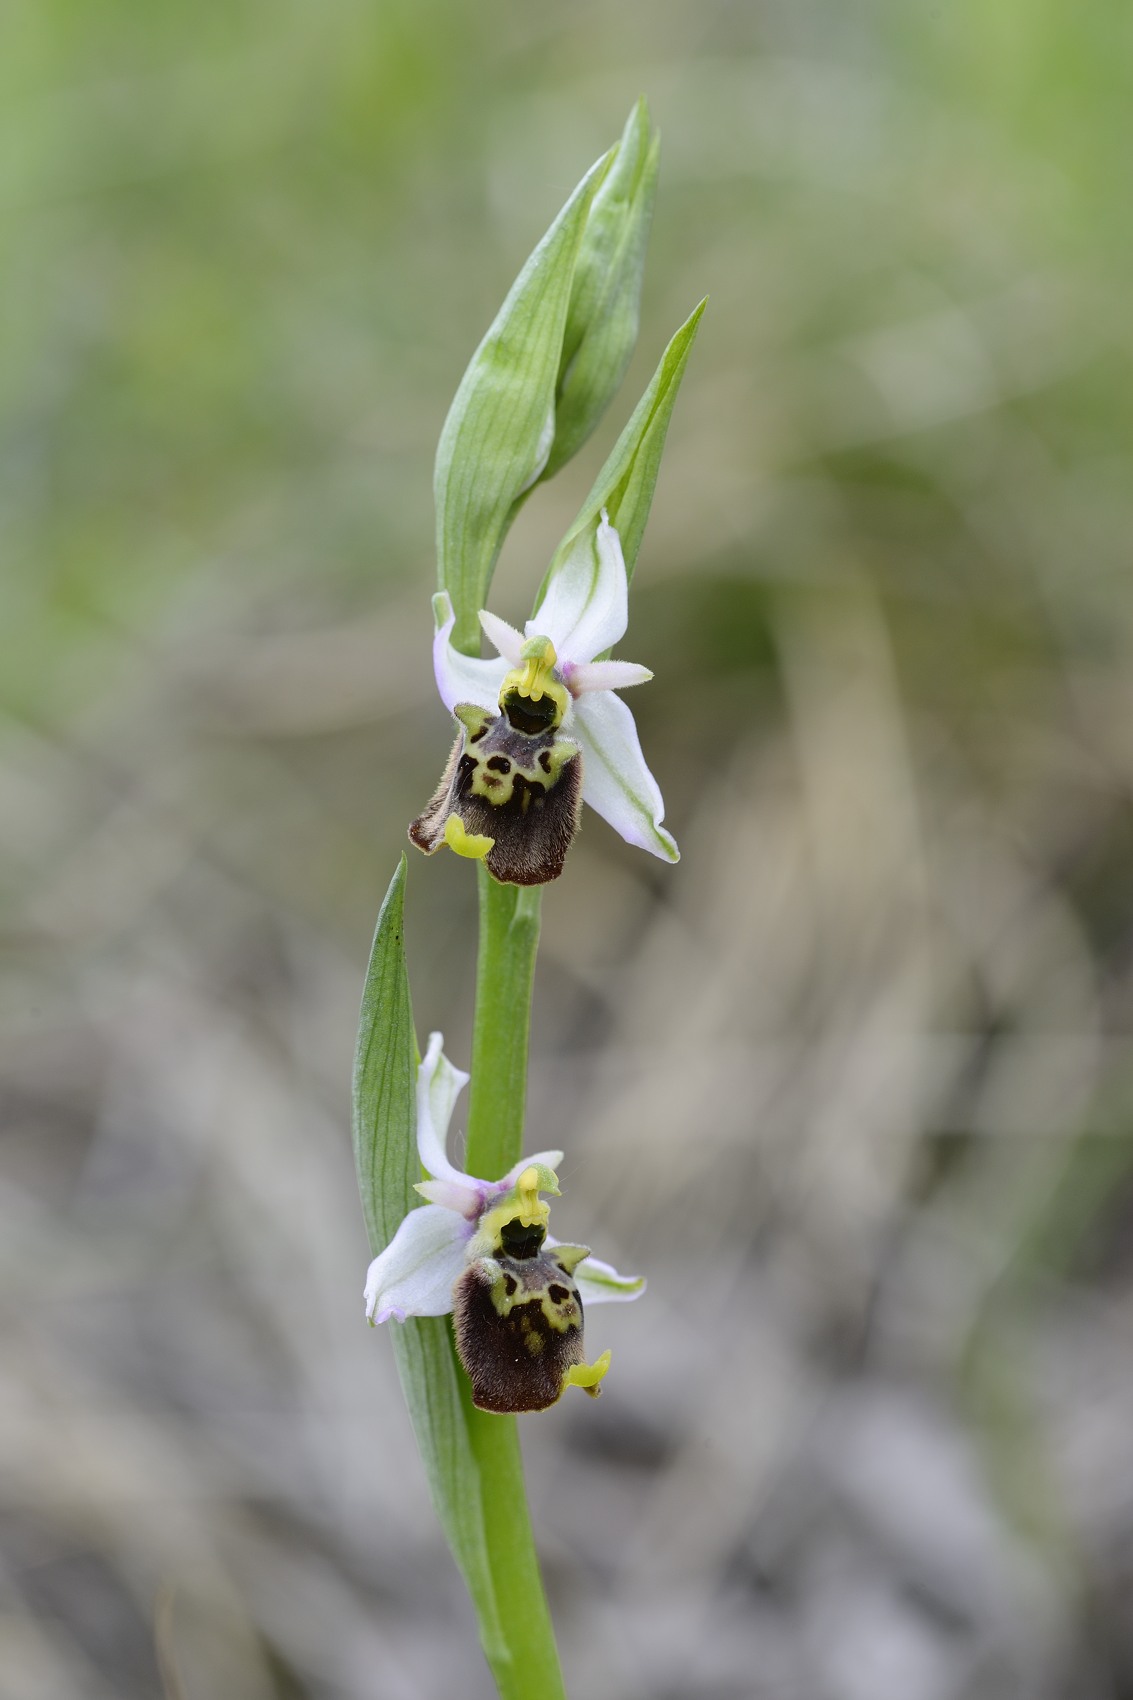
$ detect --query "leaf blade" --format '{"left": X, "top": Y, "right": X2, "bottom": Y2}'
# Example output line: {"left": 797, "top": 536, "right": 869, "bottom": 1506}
{"left": 352, "top": 857, "right": 507, "bottom": 1664}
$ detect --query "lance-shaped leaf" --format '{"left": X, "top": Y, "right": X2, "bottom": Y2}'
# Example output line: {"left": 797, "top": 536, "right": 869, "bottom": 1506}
{"left": 542, "top": 298, "right": 707, "bottom": 610}
{"left": 435, "top": 154, "right": 608, "bottom": 656}
{"left": 352, "top": 857, "right": 506, "bottom": 1663}
{"left": 540, "top": 98, "right": 660, "bottom": 483}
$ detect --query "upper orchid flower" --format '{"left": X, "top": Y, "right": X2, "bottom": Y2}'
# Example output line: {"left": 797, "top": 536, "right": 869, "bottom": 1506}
{"left": 409, "top": 511, "right": 678, "bottom": 885}
{"left": 364, "top": 1031, "right": 644, "bottom": 1413}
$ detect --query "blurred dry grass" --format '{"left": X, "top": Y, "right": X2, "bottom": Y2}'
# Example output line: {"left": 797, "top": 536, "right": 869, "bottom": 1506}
{"left": 4, "top": 3, "right": 1133, "bottom": 1697}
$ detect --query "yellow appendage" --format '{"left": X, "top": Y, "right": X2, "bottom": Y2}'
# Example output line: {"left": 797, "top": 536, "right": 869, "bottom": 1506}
{"left": 564, "top": 1349, "right": 612, "bottom": 1398}
{"left": 443, "top": 816, "right": 495, "bottom": 860}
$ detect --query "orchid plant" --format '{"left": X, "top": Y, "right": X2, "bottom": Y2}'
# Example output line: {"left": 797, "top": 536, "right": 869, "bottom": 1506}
{"left": 352, "top": 100, "right": 702, "bottom": 1700}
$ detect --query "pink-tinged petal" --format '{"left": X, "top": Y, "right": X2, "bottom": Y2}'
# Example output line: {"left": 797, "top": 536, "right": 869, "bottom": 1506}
{"left": 363, "top": 1205, "right": 471, "bottom": 1322}
{"left": 565, "top": 659, "right": 652, "bottom": 695}
{"left": 527, "top": 511, "right": 628, "bottom": 665}
{"left": 573, "top": 1253, "right": 646, "bottom": 1306}
{"left": 572, "top": 689, "right": 679, "bottom": 863}
{"left": 432, "top": 591, "right": 509, "bottom": 714}
{"left": 415, "top": 1032, "right": 477, "bottom": 1202}
{"left": 500, "top": 1149, "right": 565, "bottom": 1189}
{"left": 479, "top": 609, "right": 525, "bottom": 667}
{"left": 415, "top": 1176, "right": 487, "bottom": 1217}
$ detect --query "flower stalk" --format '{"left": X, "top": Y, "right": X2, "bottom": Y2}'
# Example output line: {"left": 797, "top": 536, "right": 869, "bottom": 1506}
{"left": 465, "top": 1404, "right": 566, "bottom": 1700}
{"left": 467, "top": 872, "right": 542, "bottom": 1180}
{"left": 463, "top": 878, "right": 563, "bottom": 1695}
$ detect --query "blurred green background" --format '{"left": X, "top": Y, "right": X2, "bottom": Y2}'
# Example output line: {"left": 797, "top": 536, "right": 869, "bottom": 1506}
{"left": 5, "top": 3, "right": 1133, "bottom": 1697}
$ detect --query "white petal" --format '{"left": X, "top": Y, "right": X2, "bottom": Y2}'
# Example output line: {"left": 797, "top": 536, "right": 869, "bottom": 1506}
{"left": 528, "top": 511, "right": 628, "bottom": 665}
{"left": 574, "top": 1253, "right": 646, "bottom": 1306}
{"left": 363, "top": 1205, "right": 471, "bottom": 1322}
{"left": 415, "top": 1032, "right": 478, "bottom": 1206}
{"left": 572, "top": 689, "right": 679, "bottom": 863}
{"left": 432, "top": 591, "right": 509, "bottom": 714}
{"left": 479, "top": 609, "right": 525, "bottom": 667}
{"left": 415, "top": 1177, "right": 485, "bottom": 1216}
{"left": 566, "top": 660, "right": 652, "bottom": 694}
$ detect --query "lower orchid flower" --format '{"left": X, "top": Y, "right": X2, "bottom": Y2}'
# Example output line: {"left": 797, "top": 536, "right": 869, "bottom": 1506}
{"left": 364, "top": 1031, "right": 644, "bottom": 1413}
{"left": 409, "top": 510, "right": 678, "bottom": 885}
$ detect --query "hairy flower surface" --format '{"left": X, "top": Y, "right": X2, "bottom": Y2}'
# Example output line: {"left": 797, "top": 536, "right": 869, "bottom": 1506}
{"left": 364, "top": 1032, "right": 644, "bottom": 1413}
{"left": 409, "top": 512, "right": 677, "bottom": 884}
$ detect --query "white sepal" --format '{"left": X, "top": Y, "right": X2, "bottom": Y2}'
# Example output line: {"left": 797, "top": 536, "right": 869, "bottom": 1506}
{"left": 432, "top": 591, "right": 508, "bottom": 714}
{"left": 415, "top": 1032, "right": 480, "bottom": 1208}
{"left": 572, "top": 688, "right": 679, "bottom": 863}
{"left": 363, "top": 1204, "right": 471, "bottom": 1323}
{"left": 528, "top": 510, "right": 628, "bottom": 667}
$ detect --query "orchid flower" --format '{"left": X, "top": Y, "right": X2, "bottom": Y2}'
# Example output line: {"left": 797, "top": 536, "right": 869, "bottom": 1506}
{"left": 409, "top": 511, "right": 678, "bottom": 885}
{"left": 364, "top": 1031, "right": 644, "bottom": 1413}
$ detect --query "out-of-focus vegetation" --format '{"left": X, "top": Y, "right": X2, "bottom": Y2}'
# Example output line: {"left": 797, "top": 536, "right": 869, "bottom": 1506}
{"left": 4, "top": 4, "right": 1133, "bottom": 1697}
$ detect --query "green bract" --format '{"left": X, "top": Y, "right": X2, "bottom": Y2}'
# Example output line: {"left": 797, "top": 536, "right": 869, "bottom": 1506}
{"left": 541, "top": 99, "right": 659, "bottom": 482}
{"left": 541, "top": 297, "right": 707, "bottom": 608}
{"left": 435, "top": 101, "right": 662, "bottom": 655}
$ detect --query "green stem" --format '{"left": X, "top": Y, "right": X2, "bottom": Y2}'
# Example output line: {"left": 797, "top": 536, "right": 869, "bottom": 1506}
{"left": 466, "top": 868, "right": 542, "bottom": 1180}
{"left": 463, "top": 1385, "right": 565, "bottom": 1700}
{"left": 462, "top": 868, "right": 563, "bottom": 1700}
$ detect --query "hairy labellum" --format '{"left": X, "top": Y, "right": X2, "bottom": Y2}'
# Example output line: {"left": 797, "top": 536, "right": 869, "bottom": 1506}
{"left": 410, "top": 703, "right": 582, "bottom": 886}
{"left": 453, "top": 1233, "right": 603, "bottom": 1414}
